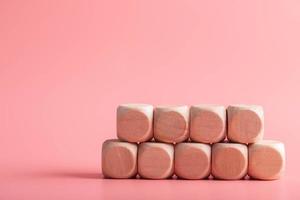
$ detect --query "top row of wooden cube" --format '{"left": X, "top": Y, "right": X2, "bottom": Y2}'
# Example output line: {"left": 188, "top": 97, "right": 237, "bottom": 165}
{"left": 117, "top": 104, "right": 264, "bottom": 144}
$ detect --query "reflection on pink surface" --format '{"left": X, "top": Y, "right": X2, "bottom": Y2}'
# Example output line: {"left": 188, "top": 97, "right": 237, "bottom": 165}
{"left": 1, "top": 0, "right": 300, "bottom": 199}
{"left": 1, "top": 169, "right": 299, "bottom": 199}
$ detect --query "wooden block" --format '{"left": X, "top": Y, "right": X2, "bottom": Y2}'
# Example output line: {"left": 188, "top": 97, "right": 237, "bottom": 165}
{"left": 102, "top": 139, "right": 137, "bottom": 178}
{"left": 117, "top": 104, "right": 153, "bottom": 143}
{"left": 212, "top": 143, "right": 248, "bottom": 180}
{"left": 154, "top": 105, "right": 189, "bottom": 143}
{"left": 248, "top": 140, "right": 285, "bottom": 180}
{"left": 138, "top": 142, "right": 174, "bottom": 179}
{"left": 190, "top": 105, "right": 226, "bottom": 144}
{"left": 175, "top": 143, "right": 211, "bottom": 179}
{"left": 227, "top": 105, "right": 264, "bottom": 144}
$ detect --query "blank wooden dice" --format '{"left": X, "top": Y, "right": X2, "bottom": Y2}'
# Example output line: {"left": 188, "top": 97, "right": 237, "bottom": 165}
{"left": 154, "top": 105, "right": 189, "bottom": 143}
{"left": 248, "top": 140, "right": 285, "bottom": 180}
{"left": 190, "top": 105, "right": 226, "bottom": 144}
{"left": 117, "top": 104, "right": 153, "bottom": 143}
{"left": 102, "top": 139, "right": 137, "bottom": 178}
{"left": 227, "top": 105, "right": 264, "bottom": 144}
{"left": 138, "top": 142, "right": 174, "bottom": 179}
{"left": 175, "top": 143, "right": 211, "bottom": 179}
{"left": 212, "top": 143, "right": 248, "bottom": 180}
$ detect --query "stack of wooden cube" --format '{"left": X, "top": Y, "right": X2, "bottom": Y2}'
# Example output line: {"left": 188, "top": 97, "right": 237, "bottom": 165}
{"left": 102, "top": 104, "right": 285, "bottom": 180}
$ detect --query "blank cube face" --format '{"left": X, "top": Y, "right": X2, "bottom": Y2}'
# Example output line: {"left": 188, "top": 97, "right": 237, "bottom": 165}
{"left": 154, "top": 105, "right": 189, "bottom": 143}
{"left": 227, "top": 105, "right": 264, "bottom": 144}
{"left": 117, "top": 104, "right": 153, "bottom": 143}
{"left": 175, "top": 143, "right": 211, "bottom": 179}
{"left": 190, "top": 105, "right": 226, "bottom": 144}
{"left": 138, "top": 143, "right": 174, "bottom": 179}
{"left": 248, "top": 140, "right": 285, "bottom": 180}
{"left": 102, "top": 140, "right": 137, "bottom": 178}
{"left": 212, "top": 143, "right": 248, "bottom": 180}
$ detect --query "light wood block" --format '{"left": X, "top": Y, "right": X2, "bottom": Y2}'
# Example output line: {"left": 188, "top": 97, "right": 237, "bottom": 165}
{"left": 190, "top": 105, "right": 226, "bottom": 144}
{"left": 102, "top": 139, "right": 137, "bottom": 178}
{"left": 212, "top": 143, "right": 248, "bottom": 180}
{"left": 117, "top": 104, "right": 153, "bottom": 143}
{"left": 154, "top": 105, "right": 189, "bottom": 143}
{"left": 227, "top": 105, "right": 264, "bottom": 144}
{"left": 175, "top": 143, "right": 211, "bottom": 179}
{"left": 138, "top": 142, "right": 174, "bottom": 179}
{"left": 248, "top": 140, "right": 285, "bottom": 180}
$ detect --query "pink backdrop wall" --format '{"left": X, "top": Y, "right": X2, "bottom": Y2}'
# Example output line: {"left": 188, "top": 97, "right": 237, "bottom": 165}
{"left": 1, "top": 0, "right": 300, "bottom": 199}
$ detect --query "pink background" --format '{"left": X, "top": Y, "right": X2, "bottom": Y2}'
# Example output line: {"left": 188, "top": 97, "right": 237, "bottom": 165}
{"left": 1, "top": 0, "right": 300, "bottom": 199}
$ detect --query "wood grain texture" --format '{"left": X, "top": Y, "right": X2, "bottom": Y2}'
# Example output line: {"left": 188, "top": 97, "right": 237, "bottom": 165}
{"left": 175, "top": 143, "right": 211, "bottom": 179}
{"left": 190, "top": 105, "right": 226, "bottom": 144}
{"left": 212, "top": 143, "right": 248, "bottom": 180}
{"left": 102, "top": 139, "right": 137, "bottom": 178}
{"left": 248, "top": 140, "right": 285, "bottom": 180}
{"left": 227, "top": 105, "right": 264, "bottom": 144}
{"left": 154, "top": 105, "right": 189, "bottom": 143}
{"left": 117, "top": 104, "right": 153, "bottom": 143}
{"left": 138, "top": 142, "right": 174, "bottom": 179}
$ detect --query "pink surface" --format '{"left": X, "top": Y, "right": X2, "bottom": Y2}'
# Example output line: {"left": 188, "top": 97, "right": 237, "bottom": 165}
{"left": 0, "top": 0, "right": 300, "bottom": 199}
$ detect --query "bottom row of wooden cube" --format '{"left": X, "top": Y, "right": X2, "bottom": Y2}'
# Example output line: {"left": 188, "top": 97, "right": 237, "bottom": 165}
{"left": 102, "top": 139, "right": 285, "bottom": 180}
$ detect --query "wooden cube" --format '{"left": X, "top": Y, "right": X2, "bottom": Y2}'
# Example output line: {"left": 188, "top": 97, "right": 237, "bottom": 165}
{"left": 102, "top": 139, "right": 137, "bottom": 178}
{"left": 248, "top": 140, "right": 285, "bottom": 180}
{"left": 190, "top": 105, "right": 226, "bottom": 144}
{"left": 154, "top": 105, "right": 189, "bottom": 143}
{"left": 175, "top": 143, "right": 211, "bottom": 179}
{"left": 212, "top": 143, "right": 248, "bottom": 180}
{"left": 227, "top": 105, "right": 264, "bottom": 144}
{"left": 117, "top": 104, "right": 153, "bottom": 143}
{"left": 138, "top": 142, "right": 174, "bottom": 179}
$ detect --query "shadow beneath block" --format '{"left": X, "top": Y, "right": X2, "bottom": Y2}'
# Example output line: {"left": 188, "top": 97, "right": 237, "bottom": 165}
{"left": 50, "top": 171, "right": 104, "bottom": 179}
{"left": 26, "top": 170, "right": 104, "bottom": 180}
